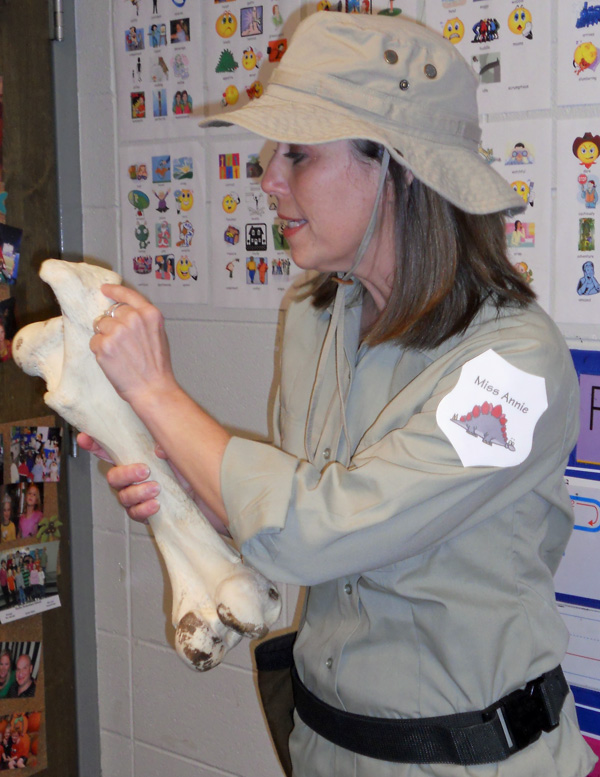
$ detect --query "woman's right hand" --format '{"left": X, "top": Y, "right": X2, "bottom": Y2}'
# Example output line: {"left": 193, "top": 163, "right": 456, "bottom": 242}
{"left": 77, "top": 433, "right": 160, "bottom": 523}
{"left": 77, "top": 434, "right": 229, "bottom": 534}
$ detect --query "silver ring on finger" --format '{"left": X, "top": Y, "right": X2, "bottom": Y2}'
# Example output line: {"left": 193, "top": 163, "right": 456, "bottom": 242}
{"left": 104, "top": 301, "right": 128, "bottom": 318}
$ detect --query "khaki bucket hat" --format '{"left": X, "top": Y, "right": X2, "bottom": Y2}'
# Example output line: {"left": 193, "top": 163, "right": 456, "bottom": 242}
{"left": 201, "top": 12, "right": 523, "bottom": 215}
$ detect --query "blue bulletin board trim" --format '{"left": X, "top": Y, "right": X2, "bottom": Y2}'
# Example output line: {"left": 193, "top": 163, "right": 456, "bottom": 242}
{"left": 556, "top": 592, "right": 600, "bottom": 611}
{"left": 572, "top": 688, "right": 600, "bottom": 738}
{"left": 565, "top": 467, "right": 600, "bottom": 482}
{"left": 568, "top": 349, "right": 600, "bottom": 479}
{"left": 573, "top": 685, "right": 600, "bottom": 709}
{"left": 575, "top": 703, "right": 600, "bottom": 738}
{"left": 567, "top": 686, "right": 600, "bottom": 737}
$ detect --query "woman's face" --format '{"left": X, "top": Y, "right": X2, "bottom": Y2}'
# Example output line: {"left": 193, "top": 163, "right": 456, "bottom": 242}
{"left": 261, "top": 140, "right": 388, "bottom": 275}
{"left": 2, "top": 502, "right": 10, "bottom": 524}
{"left": 0, "top": 655, "right": 10, "bottom": 681}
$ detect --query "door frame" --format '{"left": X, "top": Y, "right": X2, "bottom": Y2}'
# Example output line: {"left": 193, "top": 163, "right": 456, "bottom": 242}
{"left": 52, "top": 0, "right": 102, "bottom": 773}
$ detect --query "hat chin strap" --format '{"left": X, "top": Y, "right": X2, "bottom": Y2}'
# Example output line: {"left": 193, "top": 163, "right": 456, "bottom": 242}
{"left": 343, "top": 148, "right": 390, "bottom": 281}
{"left": 304, "top": 149, "right": 390, "bottom": 466}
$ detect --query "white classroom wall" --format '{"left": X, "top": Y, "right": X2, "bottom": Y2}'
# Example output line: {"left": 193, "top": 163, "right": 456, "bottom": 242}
{"left": 73, "top": 2, "right": 600, "bottom": 776}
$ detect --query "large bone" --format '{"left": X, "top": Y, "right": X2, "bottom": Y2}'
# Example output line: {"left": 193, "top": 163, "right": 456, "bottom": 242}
{"left": 13, "top": 259, "right": 281, "bottom": 670}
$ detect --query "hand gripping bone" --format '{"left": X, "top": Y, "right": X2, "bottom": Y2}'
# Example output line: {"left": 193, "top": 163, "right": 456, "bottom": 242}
{"left": 13, "top": 259, "right": 281, "bottom": 670}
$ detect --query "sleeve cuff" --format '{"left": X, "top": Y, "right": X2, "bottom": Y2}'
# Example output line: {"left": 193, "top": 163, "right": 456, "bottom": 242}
{"left": 221, "top": 436, "right": 300, "bottom": 548}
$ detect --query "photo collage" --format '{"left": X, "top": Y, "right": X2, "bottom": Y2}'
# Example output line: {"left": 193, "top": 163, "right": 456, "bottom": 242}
{"left": 0, "top": 616, "right": 47, "bottom": 773}
{"left": 0, "top": 418, "right": 62, "bottom": 773}
{"left": 0, "top": 425, "right": 63, "bottom": 624}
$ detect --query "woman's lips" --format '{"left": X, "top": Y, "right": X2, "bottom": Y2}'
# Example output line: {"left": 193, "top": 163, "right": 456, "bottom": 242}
{"left": 279, "top": 216, "right": 307, "bottom": 238}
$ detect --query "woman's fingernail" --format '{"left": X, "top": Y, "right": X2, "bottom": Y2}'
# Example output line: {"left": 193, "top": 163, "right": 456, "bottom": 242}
{"left": 138, "top": 465, "right": 150, "bottom": 479}
{"left": 149, "top": 485, "right": 161, "bottom": 498}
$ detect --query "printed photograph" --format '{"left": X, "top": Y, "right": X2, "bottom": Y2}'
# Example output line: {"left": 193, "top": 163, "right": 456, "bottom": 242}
{"left": 10, "top": 427, "right": 62, "bottom": 485}
{"left": 170, "top": 18, "right": 190, "bottom": 43}
{"left": 240, "top": 5, "right": 263, "bottom": 37}
{"left": 0, "top": 710, "right": 45, "bottom": 772}
{"left": 0, "top": 225, "right": 22, "bottom": 285}
{"left": 0, "top": 540, "right": 61, "bottom": 619}
{"left": 0, "top": 641, "right": 42, "bottom": 700}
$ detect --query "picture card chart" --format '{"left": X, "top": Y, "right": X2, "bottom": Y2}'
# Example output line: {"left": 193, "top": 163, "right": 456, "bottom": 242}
{"left": 555, "top": 119, "right": 600, "bottom": 325}
{"left": 208, "top": 136, "right": 303, "bottom": 309}
{"left": 480, "top": 118, "right": 552, "bottom": 311}
{"left": 557, "top": 1, "right": 600, "bottom": 108}
{"left": 114, "top": 0, "right": 204, "bottom": 141}
{"left": 206, "top": 0, "right": 302, "bottom": 118}
{"left": 425, "top": 0, "right": 551, "bottom": 112}
{"left": 119, "top": 141, "right": 208, "bottom": 306}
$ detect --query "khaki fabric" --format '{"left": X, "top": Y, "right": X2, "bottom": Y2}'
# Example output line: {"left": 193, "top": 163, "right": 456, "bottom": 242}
{"left": 202, "top": 13, "right": 524, "bottom": 215}
{"left": 223, "top": 290, "right": 597, "bottom": 777}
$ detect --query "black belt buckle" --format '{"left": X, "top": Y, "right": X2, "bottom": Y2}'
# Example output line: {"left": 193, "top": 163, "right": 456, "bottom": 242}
{"left": 495, "top": 674, "right": 559, "bottom": 753}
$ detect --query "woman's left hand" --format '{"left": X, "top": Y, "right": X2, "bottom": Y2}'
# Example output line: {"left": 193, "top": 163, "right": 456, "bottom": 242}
{"left": 90, "top": 284, "right": 178, "bottom": 407}
{"left": 89, "top": 285, "right": 231, "bottom": 526}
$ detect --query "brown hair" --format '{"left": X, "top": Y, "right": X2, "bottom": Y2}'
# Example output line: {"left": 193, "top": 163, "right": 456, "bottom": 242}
{"left": 309, "top": 140, "right": 535, "bottom": 350}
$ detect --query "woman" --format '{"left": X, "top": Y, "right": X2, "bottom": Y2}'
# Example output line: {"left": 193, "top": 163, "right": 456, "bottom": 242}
{"left": 510, "top": 220, "right": 525, "bottom": 247}
{"left": 18, "top": 484, "right": 43, "bottom": 539}
{"left": 0, "top": 651, "right": 14, "bottom": 699}
{"left": 81, "top": 13, "right": 595, "bottom": 777}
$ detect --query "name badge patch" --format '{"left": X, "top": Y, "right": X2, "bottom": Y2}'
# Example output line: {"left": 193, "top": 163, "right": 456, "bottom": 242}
{"left": 436, "top": 349, "right": 547, "bottom": 468}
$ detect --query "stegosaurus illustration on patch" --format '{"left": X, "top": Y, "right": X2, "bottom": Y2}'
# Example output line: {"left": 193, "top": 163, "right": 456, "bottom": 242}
{"left": 450, "top": 402, "right": 515, "bottom": 451}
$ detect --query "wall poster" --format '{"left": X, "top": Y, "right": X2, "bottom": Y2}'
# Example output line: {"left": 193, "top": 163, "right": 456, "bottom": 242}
{"left": 554, "top": 118, "right": 600, "bottom": 326}
{"left": 119, "top": 141, "right": 208, "bottom": 306}
{"left": 557, "top": 1, "right": 600, "bottom": 108}
{"left": 425, "top": 0, "right": 551, "bottom": 113}
{"left": 208, "top": 135, "right": 304, "bottom": 309}
{"left": 479, "top": 117, "right": 552, "bottom": 311}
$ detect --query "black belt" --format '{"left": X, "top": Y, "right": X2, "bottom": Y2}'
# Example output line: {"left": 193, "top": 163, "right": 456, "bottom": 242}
{"left": 291, "top": 664, "right": 569, "bottom": 765}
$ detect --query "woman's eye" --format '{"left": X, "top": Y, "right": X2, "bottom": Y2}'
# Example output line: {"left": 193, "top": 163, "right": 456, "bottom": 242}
{"left": 283, "top": 150, "right": 306, "bottom": 165}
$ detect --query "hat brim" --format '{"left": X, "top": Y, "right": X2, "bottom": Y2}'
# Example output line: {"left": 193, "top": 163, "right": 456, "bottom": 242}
{"left": 201, "top": 95, "right": 524, "bottom": 216}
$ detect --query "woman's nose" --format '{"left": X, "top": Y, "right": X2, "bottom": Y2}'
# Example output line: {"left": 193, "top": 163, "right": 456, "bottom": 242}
{"left": 261, "top": 154, "right": 289, "bottom": 197}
